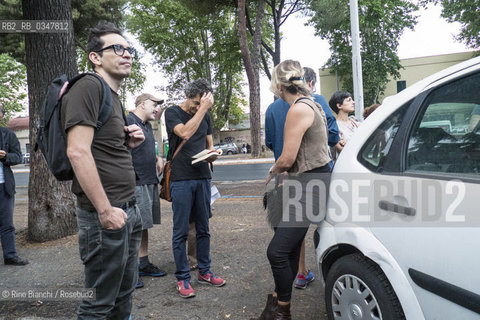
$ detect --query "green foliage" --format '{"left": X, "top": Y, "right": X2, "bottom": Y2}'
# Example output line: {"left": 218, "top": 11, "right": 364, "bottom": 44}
{"left": 0, "top": 0, "right": 144, "bottom": 98}
{"left": 421, "top": 0, "right": 480, "bottom": 50}
{"left": 0, "top": 0, "right": 128, "bottom": 58}
{"left": 0, "top": 0, "right": 25, "bottom": 63}
{"left": 0, "top": 53, "right": 26, "bottom": 125}
{"left": 71, "top": 0, "right": 128, "bottom": 43}
{"left": 76, "top": 48, "right": 146, "bottom": 105}
{"left": 306, "top": 0, "right": 418, "bottom": 104}
{"left": 128, "top": 0, "right": 245, "bottom": 130}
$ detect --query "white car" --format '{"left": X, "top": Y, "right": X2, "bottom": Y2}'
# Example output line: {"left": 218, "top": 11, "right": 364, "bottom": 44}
{"left": 316, "top": 56, "right": 480, "bottom": 320}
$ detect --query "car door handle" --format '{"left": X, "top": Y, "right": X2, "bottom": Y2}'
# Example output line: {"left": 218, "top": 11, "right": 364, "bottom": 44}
{"left": 378, "top": 200, "right": 416, "bottom": 216}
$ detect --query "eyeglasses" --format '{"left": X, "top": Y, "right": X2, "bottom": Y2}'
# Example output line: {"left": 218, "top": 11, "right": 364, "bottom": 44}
{"left": 95, "top": 44, "right": 136, "bottom": 58}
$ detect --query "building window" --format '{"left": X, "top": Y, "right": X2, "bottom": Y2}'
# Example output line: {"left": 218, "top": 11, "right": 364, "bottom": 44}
{"left": 397, "top": 80, "right": 406, "bottom": 93}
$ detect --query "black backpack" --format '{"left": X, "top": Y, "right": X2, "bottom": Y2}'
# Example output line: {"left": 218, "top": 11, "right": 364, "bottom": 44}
{"left": 35, "top": 73, "right": 113, "bottom": 180}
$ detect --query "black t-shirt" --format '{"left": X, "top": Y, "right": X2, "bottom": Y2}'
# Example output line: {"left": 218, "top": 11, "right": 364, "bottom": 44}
{"left": 61, "top": 75, "right": 136, "bottom": 210}
{"left": 126, "top": 112, "right": 159, "bottom": 186}
{"left": 164, "top": 105, "right": 212, "bottom": 181}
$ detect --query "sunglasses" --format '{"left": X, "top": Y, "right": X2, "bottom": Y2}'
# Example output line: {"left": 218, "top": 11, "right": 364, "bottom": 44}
{"left": 95, "top": 44, "right": 136, "bottom": 58}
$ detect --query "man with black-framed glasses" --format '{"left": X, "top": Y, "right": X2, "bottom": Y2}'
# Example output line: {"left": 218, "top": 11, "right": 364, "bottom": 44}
{"left": 61, "top": 22, "right": 144, "bottom": 319}
{"left": 94, "top": 44, "right": 137, "bottom": 59}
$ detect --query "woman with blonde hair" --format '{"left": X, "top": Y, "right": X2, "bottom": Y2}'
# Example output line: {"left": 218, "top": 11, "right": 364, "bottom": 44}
{"left": 252, "top": 60, "right": 330, "bottom": 320}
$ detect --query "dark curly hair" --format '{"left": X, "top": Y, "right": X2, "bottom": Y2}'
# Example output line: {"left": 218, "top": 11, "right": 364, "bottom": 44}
{"left": 184, "top": 79, "right": 213, "bottom": 99}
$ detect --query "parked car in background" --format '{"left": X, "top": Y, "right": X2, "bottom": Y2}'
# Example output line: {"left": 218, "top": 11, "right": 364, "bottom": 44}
{"left": 214, "top": 142, "right": 239, "bottom": 155}
{"left": 23, "top": 153, "right": 30, "bottom": 164}
{"left": 315, "top": 56, "right": 480, "bottom": 320}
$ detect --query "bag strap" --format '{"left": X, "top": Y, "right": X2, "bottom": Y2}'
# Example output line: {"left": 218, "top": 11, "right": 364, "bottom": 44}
{"left": 171, "top": 139, "right": 187, "bottom": 164}
{"left": 67, "top": 73, "right": 113, "bottom": 130}
{"left": 294, "top": 97, "right": 325, "bottom": 121}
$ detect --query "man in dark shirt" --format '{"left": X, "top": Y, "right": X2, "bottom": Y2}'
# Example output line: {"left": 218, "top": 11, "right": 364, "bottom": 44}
{"left": 127, "top": 93, "right": 167, "bottom": 288}
{"left": 0, "top": 106, "right": 28, "bottom": 266}
{"left": 164, "top": 79, "right": 226, "bottom": 298}
{"left": 62, "top": 23, "right": 144, "bottom": 319}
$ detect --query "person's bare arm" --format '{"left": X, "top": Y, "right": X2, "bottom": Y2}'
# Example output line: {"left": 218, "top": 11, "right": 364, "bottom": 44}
{"left": 206, "top": 135, "right": 214, "bottom": 150}
{"left": 125, "top": 124, "right": 145, "bottom": 149}
{"left": 66, "top": 125, "right": 127, "bottom": 229}
{"left": 173, "top": 92, "right": 213, "bottom": 140}
{"left": 270, "top": 103, "right": 314, "bottom": 174}
{"left": 156, "top": 156, "right": 164, "bottom": 175}
{"left": 334, "top": 138, "right": 345, "bottom": 153}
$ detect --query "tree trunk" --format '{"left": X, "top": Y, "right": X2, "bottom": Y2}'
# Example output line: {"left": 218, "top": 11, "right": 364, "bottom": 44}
{"left": 237, "top": 0, "right": 265, "bottom": 157}
{"left": 23, "top": 0, "right": 78, "bottom": 242}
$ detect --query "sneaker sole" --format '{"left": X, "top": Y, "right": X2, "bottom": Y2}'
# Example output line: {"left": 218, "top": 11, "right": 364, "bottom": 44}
{"left": 197, "top": 279, "right": 226, "bottom": 287}
{"left": 294, "top": 283, "right": 307, "bottom": 289}
{"left": 178, "top": 291, "right": 196, "bottom": 298}
{"left": 294, "top": 278, "right": 314, "bottom": 289}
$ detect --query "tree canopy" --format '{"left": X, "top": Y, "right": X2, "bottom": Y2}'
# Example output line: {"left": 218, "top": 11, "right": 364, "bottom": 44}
{"left": 0, "top": 0, "right": 129, "bottom": 62}
{"left": 259, "top": 0, "right": 304, "bottom": 79}
{"left": 0, "top": 0, "right": 144, "bottom": 105}
{"left": 306, "top": 0, "right": 418, "bottom": 105}
{"left": 421, "top": 0, "right": 480, "bottom": 50}
{"left": 0, "top": 53, "right": 26, "bottom": 125}
{"left": 128, "top": 0, "right": 246, "bottom": 130}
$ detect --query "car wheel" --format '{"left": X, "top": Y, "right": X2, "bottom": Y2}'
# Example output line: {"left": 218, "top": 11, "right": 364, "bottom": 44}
{"left": 227, "top": 151, "right": 233, "bottom": 155}
{"left": 325, "top": 253, "right": 405, "bottom": 320}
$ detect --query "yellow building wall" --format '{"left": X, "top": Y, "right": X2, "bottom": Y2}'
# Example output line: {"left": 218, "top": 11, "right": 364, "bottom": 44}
{"left": 318, "top": 52, "right": 477, "bottom": 105}
{"left": 13, "top": 129, "right": 29, "bottom": 154}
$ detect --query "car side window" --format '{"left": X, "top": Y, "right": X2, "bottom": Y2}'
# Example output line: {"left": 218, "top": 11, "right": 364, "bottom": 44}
{"left": 359, "top": 103, "right": 409, "bottom": 171}
{"left": 406, "top": 72, "right": 480, "bottom": 176}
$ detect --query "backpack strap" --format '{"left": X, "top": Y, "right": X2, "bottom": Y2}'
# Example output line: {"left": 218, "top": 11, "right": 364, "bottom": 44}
{"left": 67, "top": 73, "right": 113, "bottom": 130}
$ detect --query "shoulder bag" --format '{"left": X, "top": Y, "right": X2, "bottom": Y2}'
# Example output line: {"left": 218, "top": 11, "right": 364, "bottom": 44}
{"left": 159, "top": 139, "right": 186, "bottom": 202}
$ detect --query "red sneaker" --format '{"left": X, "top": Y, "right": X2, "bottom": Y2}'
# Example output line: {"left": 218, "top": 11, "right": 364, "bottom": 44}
{"left": 177, "top": 280, "right": 195, "bottom": 298}
{"left": 198, "top": 271, "right": 226, "bottom": 287}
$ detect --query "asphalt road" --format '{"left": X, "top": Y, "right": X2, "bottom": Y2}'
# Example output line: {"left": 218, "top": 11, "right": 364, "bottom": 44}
{"left": 211, "top": 163, "right": 271, "bottom": 182}
{"left": 13, "top": 163, "right": 273, "bottom": 187}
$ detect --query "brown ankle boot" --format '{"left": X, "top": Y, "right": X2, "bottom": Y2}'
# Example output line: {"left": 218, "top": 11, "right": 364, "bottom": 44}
{"left": 250, "top": 294, "right": 278, "bottom": 320}
{"left": 273, "top": 303, "right": 291, "bottom": 320}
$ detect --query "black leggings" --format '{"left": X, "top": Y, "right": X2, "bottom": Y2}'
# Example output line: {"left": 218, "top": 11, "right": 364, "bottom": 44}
{"left": 267, "top": 226, "right": 309, "bottom": 302}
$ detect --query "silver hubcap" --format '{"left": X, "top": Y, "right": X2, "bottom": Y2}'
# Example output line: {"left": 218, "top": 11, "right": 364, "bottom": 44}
{"left": 331, "top": 274, "right": 382, "bottom": 320}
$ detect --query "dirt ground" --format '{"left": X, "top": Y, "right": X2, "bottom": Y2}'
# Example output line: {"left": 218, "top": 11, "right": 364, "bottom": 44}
{"left": 0, "top": 182, "right": 327, "bottom": 320}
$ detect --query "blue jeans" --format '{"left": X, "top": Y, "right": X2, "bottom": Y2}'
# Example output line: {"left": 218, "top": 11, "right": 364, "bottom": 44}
{"left": 76, "top": 202, "right": 142, "bottom": 320}
{"left": 0, "top": 183, "right": 17, "bottom": 260}
{"left": 170, "top": 179, "right": 211, "bottom": 281}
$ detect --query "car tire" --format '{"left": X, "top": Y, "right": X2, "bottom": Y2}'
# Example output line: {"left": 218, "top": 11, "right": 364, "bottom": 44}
{"left": 227, "top": 151, "right": 233, "bottom": 155}
{"left": 325, "top": 253, "right": 405, "bottom": 320}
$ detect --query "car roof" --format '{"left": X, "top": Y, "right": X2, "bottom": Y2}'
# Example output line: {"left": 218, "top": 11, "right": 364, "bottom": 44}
{"left": 333, "top": 56, "right": 480, "bottom": 172}
{"left": 382, "top": 56, "right": 480, "bottom": 114}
